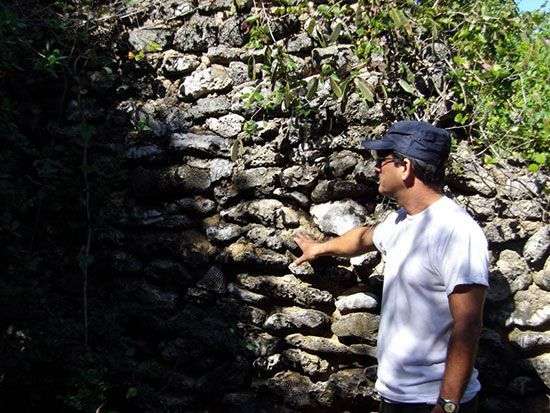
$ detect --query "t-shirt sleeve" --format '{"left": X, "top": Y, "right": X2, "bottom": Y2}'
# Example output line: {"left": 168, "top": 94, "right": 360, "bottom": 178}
{"left": 372, "top": 211, "right": 399, "bottom": 255}
{"left": 436, "top": 221, "right": 490, "bottom": 295}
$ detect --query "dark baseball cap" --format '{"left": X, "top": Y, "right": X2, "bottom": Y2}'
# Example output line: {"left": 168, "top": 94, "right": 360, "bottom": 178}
{"left": 361, "top": 121, "right": 451, "bottom": 166}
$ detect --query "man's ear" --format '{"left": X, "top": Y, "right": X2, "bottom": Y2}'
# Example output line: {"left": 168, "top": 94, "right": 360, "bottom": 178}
{"left": 400, "top": 158, "right": 414, "bottom": 181}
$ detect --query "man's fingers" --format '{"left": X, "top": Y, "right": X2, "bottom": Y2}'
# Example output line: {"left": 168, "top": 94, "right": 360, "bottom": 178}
{"left": 292, "top": 255, "right": 307, "bottom": 266}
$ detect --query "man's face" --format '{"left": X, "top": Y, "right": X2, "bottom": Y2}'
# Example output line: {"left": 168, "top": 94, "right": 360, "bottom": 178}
{"left": 373, "top": 150, "right": 403, "bottom": 196}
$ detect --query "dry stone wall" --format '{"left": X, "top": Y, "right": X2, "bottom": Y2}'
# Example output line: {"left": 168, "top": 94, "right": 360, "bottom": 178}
{"left": 96, "top": 1, "right": 550, "bottom": 411}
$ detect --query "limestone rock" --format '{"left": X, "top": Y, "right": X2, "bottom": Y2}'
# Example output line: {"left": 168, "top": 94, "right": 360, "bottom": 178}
{"left": 237, "top": 274, "right": 333, "bottom": 309}
{"left": 206, "top": 223, "right": 243, "bottom": 243}
{"left": 310, "top": 200, "right": 368, "bottom": 235}
{"left": 255, "top": 371, "right": 322, "bottom": 409}
{"left": 232, "top": 167, "right": 281, "bottom": 192}
{"left": 206, "top": 113, "right": 244, "bottom": 137}
{"left": 206, "top": 45, "right": 242, "bottom": 64}
{"left": 191, "top": 95, "right": 232, "bottom": 118}
{"left": 264, "top": 306, "right": 330, "bottom": 334}
{"left": 282, "top": 349, "right": 330, "bottom": 378}
{"left": 311, "top": 180, "right": 372, "bottom": 203}
{"left": 253, "top": 354, "right": 285, "bottom": 376}
{"left": 173, "top": 14, "right": 218, "bottom": 52}
{"left": 335, "top": 293, "right": 378, "bottom": 313}
{"left": 218, "top": 16, "right": 245, "bottom": 47}
{"left": 165, "top": 196, "right": 216, "bottom": 215}
{"left": 170, "top": 132, "right": 231, "bottom": 157}
{"left": 483, "top": 218, "right": 526, "bottom": 244}
{"left": 329, "top": 150, "right": 362, "bottom": 178}
{"left": 241, "top": 328, "right": 281, "bottom": 357}
{"left": 196, "top": 266, "right": 227, "bottom": 293}
{"left": 533, "top": 258, "right": 550, "bottom": 290}
{"left": 243, "top": 145, "right": 281, "bottom": 167}
{"left": 227, "top": 61, "right": 251, "bottom": 84}
{"left": 221, "top": 199, "right": 300, "bottom": 229}
{"left": 129, "top": 26, "right": 171, "bottom": 51}
{"left": 502, "top": 199, "right": 544, "bottom": 220}
{"left": 523, "top": 225, "right": 550, "bottom": 268}
{"left": 509, "top": 328, "right": 550, "bottom": 351}
{"left": 160, "top": 50, "right": 200, "bottom": 75}
{"left": 126, "top": 145, "right": 165, "bottom": 163}
{"left": 331, "top": 312, "right": 379, "bottom": 344}
{"left": 526, "top": 353, "right": 550, "bottom": 389}
{"left": 281, "top": 165, "right": 319, "bottom": 189}
{"left": 327, "top": 368, "right": 376, "bottom": 403}
{"left": 197, "top": 0, "right": 234, "bottom": 12}
{"left": 506, "top": 284, "right": 550, "bottom": 328}
{"left": 287, "top": 33, "right": 313, "bottom": 53}
{"left": 447, "top": 142, "right": 496, "bottom": 196}
{"left": 496, "top": 250, "right": 532, "bottom": 293}
{"left": 455, "top": 194, "right": 496, "bottom": 220}
{"left": 227, "top": 242, "right": 291, "bottom": 268}
{"left": 285, "top": 334, "right": 353, "bottom": 356}
{"left": 227, "top": 283, "right": 268, "bottom": 305}
{"left": 181, "top": 65, "right": 233, "bottom": 99}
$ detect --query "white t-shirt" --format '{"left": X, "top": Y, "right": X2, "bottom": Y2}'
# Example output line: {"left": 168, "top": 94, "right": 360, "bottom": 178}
{"left": 372, "top": 196, "right": 489, "bottom": 404}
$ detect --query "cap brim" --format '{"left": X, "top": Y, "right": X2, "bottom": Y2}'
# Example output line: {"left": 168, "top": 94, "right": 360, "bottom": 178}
{"left": 361, "top": 139, "right": 395, "bottom": 151}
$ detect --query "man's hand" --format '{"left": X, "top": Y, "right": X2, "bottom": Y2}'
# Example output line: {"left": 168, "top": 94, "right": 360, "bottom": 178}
{"left": 292, "top": 232, "right": 322, "bottom": 266}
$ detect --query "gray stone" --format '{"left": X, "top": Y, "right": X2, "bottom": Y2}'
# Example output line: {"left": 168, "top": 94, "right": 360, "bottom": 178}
{"left": 227, "top": 242, "right": 291, "bottom": 268}
{"left": 264, "top": 307, "right": 330, "bottom": 334}
{"left": 126, "top": 145, "right": 165, "bottom": 162}
{"left": 232, "top": 167, "right": 281, "bottom": 192}
{"left": 328, "top": 369, "right": 375, "bottom": 401}
{"left": 228, "top": 61, "right": 251, "bottom": 84}
{"left": 255, "top": 371, "right": 321, "bottom": 409}
{"left": 160, "top": 50, "right": 200, "bottom": 75}
{"left": 197, "top": 0, "right": 233, "bottom": 12}
{"left": 166, "top": 196, "right": 216, "bottom": 215}
{"left": 287, "top": 33, "right": 313, "bottom": 53}
{"left": 310, "top": 200, "right": 368, "bottom": 235}
{"left": 206, "top": 113, "right": 244, "bottom": 137}
{"left": 447, "top": 142, "right": 496, "bottom": 196}
{"left": 331, "top": 312, "right": 379, "bottom": 344}
{"left": 237, "top": 274, "right": 333, "bottom": 309}
{"left": 165, "top": 106, "right": 193, "bottom": 132}
{"left": 191, "top": 95, "right": 232, "bottom": 118}
{"left": 218, "top": 16, "right": 245, "bottom": 47}
{"left": 184, "top": 157, "right": 234, "bottom": 182}
{"left": 243, "top": 145, "right": 281, "bottom": 167}
{"left": 335, "top": 292, "right": 378, "bottom": 313}
{"left": 285, "top": 334, "right": 353, "bottom": 356}
{"left": 218, "top": 298, "right": 267, "bottom": 326}
{"left": 172, "top": 165, "right": 212, "bottom": 192}
{"left": 281, "top": 165, "right": 319, "bottom": 189}
{"left": 181, "top": 65, "right": 233, "bottom": 99}
{"left": 454, "top": 194, "right": 496, "bottom": 220}
{"left": 173, "top": 14, "right": 218, "bottom": 52}
{"left": 509, "top": 328, "right": 550, "bottom": 351}
{"left": 507, "top": 376, "right": 542, "bottom": 397}
{"left": 311, "top": 180, "right": 372, "bottom": 203}
{"left": 483, "top": 218, "right": 526, "bottom": 244}
{"left": 533, "top": 258, "right": 550, "bottom": 290}
{"left": 524, "top": 225, "right": 550, "bottom": 267}
{"left": 241, "top": 328, "right": 281, "bottom": 357}
{"left": 227, "top": 283, "right": 268, "bottom": 305}
{"left": 128, "top": 26, "right": 171, "bottom": 51}
{"left": 526, "top": 353, "right": 550, "bottom": 389}
{"left": 213, "top": 182, "right": 240, "bottom": 206}
{"left": 342, "top": 94, "right": 384, "bottom": 124}
{"left": 288, "top": 260, "right": 315, "bottom": 277}
{"left": 150, "top": 0, "right": 195, "bottom": 20}
{"left": 282, "top": 349, "right": 330, "bottom": 378}
{"left": 502, "top": 199, "right": 545, "bottom": 220}
{"left": 506, "top": 284, "right": 550, "bottom": 328}
{"left": 496, "top": 250, "right": 532, "bottom": 293}
{"left": 221, "top": 199, "right": 300, "bottom": 229}
{"left": 253, "top": 354, "right": 285, "bottom": 376}
{"left": 206, "top": 45, "right": 242, "bottom": 64}
{"left": 500, "top": 174, "right": 544, "bottom": 200}
{"left": 206, "top": 223, "right": 243, "bottom": 243}
{"left": 246, "top": 225, "right": 283, "bottom": 251}
{"left": 329, "top": 150, "right": 362, "bottom": 178}
{"left": 169, "top": 132, "right": 230, "bottom": 157}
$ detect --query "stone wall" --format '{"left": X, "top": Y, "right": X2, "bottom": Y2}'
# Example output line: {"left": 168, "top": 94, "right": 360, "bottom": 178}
{"left": 93, "top": 1, "right": 550, "bottom": 411}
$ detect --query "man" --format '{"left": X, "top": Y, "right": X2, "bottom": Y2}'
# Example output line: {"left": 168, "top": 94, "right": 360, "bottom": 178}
{"left": 293, "top": 121, "right": 489, "bottom": 413}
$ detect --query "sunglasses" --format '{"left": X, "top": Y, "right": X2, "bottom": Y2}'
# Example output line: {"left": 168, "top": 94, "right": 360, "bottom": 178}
{"left": 371, "top": 150, "right": 397, "bottom": 168}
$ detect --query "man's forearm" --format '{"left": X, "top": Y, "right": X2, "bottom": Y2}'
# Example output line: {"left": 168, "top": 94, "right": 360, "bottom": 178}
{"left": 315, "top": 226, "right": 375, "bottom": 257}
{"left": 438, "top": 321, "right": 482, "bottom": 402}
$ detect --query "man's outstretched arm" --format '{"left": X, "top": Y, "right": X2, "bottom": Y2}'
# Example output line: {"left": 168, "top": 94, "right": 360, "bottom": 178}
{"left": 433, "top": 284, "right": 486, "bottom": 413}
{"left": 292, "top": 225, "right": 376, "bottom": 266}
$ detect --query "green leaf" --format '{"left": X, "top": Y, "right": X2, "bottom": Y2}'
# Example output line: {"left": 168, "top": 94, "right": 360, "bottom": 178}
{"left": 306, "top": 77, "right": 319, "bottom": 100}
{"left": 330, "top": 76, "right": 343, "bottom": 98}
{"left": 355, "top": 78, "right": 374, "bottom": 102}
{"left": 398, "top": 79, "right": 416, "bottom": 95}
{"left": 329, "top": 23, "right": 342, "bottom": 44}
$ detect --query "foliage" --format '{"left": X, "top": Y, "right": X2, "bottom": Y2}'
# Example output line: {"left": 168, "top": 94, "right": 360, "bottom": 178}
{"left": 243, "top": 0, "right": 549, "bottom": 169}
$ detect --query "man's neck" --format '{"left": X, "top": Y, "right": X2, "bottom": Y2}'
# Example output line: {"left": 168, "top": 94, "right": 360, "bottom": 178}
{"left": 396, "top": 185, "right": 443, "bottom": 216}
